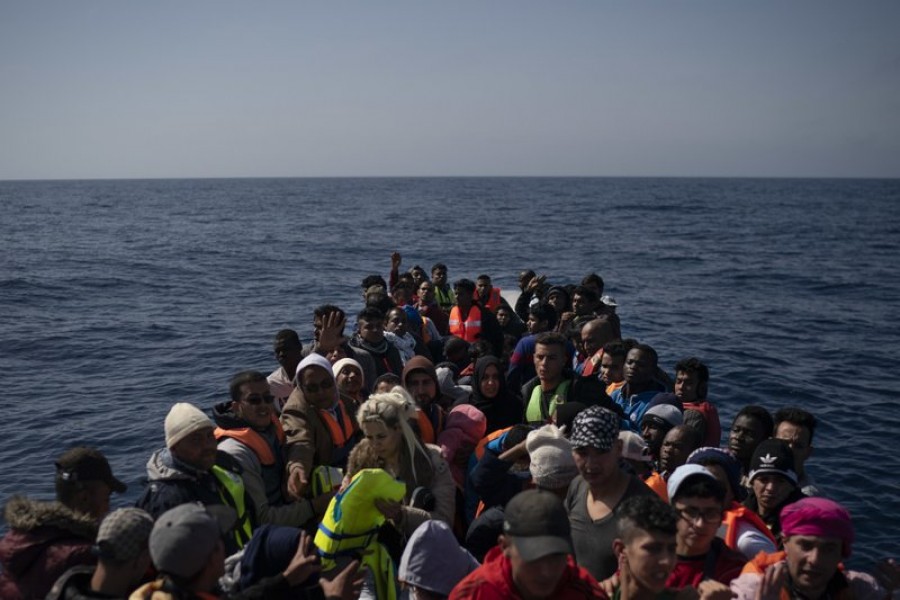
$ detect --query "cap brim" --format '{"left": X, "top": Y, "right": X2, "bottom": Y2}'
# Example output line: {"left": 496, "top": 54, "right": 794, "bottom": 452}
{"left": 510, "top": 535, "right": 572, "bottom": 562}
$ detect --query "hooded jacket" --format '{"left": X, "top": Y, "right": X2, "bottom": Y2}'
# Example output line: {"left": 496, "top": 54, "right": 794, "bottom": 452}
{"left": 281, "top": 354, "right": 361, "bottom": 479}
{"left": 0, "top": 496, "right": 98, "bottom": 600}
{"left": 402, "top": 356, "right": 453, "bottom": 441}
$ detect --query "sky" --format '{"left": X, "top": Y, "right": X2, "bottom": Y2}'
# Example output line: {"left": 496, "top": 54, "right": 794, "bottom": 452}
{"left": 1, "top": 1, "right": 898, "bottom": 179}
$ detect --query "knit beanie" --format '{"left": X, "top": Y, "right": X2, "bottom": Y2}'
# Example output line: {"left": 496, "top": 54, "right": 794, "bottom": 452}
{"left": 527, "top": 424, "right": 579, "bottom": 491}
{"left": 165, "top": 403, "right": 214, "bottom": 448}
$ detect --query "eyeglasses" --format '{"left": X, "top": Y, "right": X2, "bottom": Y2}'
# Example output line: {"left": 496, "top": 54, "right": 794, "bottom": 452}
{"left": 242, "top": 394, "right": 275, "bottom": 406}
{"left": 303, "top": 379, "right": 335, "bottom": 394}
{"left": 677, "top": 507, "right": 723, "bottom": 524}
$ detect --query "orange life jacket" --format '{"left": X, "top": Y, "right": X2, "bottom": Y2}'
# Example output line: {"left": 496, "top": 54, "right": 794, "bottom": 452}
{"left": 415, "top": 407, "right": 445, "bottom": 445}
{"left": 214, "top": 415, "right": 286, "bottom": 465}
{"left": 644, "top": 471, "right": 669, "bottom": 502}
{"left": 449, "top": 305, "right": 482, "bottom": 342}
{"left": 318, "top": 400, "right": 356, "bottom": 449}
{"left": 474, "top": 288, "right": 502, "bottom": 312}
{"left": 721, "top": 501, "right": 777, "bottom": 550}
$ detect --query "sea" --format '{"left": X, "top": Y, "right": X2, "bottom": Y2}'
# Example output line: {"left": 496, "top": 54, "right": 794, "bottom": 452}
{"left": 1, "top": 177, "right": 898, "bottom": 568}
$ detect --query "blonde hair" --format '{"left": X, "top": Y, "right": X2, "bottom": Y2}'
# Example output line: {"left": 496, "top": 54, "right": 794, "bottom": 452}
{"left": 356, "top": 387, "right": 432, "bottom": 487}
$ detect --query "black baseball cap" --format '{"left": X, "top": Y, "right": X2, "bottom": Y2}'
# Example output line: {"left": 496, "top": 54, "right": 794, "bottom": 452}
{"left": 502, "top": 489, "right": 572, "bottom": 561}
{"left": 56, "top": 447, "right": 127, "bottom": 493}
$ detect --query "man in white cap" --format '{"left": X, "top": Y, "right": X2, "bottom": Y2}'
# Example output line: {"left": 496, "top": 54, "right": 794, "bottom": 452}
{"left": 47, "top": 507, "right": 154, "bottom": 599}
{"left": 451, "top": 490, "right": 602, "bottom": 599}
{"left": 136, "top": 403, "right": 254, "bottom": 554}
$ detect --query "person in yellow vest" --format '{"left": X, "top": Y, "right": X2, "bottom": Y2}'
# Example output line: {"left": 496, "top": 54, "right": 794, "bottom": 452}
{"left": 282, "top": 354, "right": 361, "bottom": 501}
{"left": 213, "top": 370, "right": 332, "bottom": 528}
{"left": 431, "top": 262, "right": 456, "bottom": 314}
{"left": 136, "top": 403, "right": 255, "bottom": 555}
{"left": 729, "top": 498, "right": 890, "bottom": 600}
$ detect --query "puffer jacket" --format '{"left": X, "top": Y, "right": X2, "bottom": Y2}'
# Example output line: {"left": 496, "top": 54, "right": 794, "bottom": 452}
{"left": 0, "top": 496, "right": 97, "bottom": 600}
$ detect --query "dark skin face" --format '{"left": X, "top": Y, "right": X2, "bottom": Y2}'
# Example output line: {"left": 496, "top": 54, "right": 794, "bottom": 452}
{"left": 624, "top": 349, "right": 655, "bottom": 389}
{"left": 431, "top": 268, "right": 447, "bottom": 288}
{"left": 455, "top": 287, "right": 473, "bottom": 310}
{"left": 274, "top": 340, "right": 303, "bottom": 378}
{"left": 728, "top": 415, "right": 768, "bottom": 463}
{"left": 659, "top": 426, "right": 694, "bottom": 474}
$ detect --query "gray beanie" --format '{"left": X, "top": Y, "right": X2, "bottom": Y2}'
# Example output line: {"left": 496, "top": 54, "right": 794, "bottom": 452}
{"left": 527, "top": 424, "right": 579, "bottom": 490}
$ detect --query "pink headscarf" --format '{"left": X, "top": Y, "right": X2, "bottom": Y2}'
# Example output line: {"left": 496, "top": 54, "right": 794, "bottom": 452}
{"left": 437, "top": 405, "right": 487, "bottom": 488}
{"left": 780, "top": 497, "right": 855, "bottom": 557}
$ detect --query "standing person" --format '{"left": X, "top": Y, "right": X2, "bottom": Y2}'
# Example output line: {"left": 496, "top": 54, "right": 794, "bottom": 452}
{"left": 47, "top": 507, "right": 154, "bottom": 600}
{"left": 0, "top": 447, "right": 126, "bottom": 600}
{"left": 450, "top": 490, "right": 603, "bottom": 600}
{"left": 730, "top": 498, "right": 889, "bottom": 600}
{"left": 267, "top": 329, "right": 304, "bottom": 413}
{"left": 566, "top": 406, "right": 655, "bottom": 581}
{"left": 347, "top": 388, "right": 456, "bottom": 537}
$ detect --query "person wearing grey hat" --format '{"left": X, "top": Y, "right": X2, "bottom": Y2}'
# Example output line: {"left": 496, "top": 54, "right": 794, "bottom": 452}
{"left": 640, "top": 402, "right": 684, "bottom": 465}
{"left": 136, "top": 403, "right": 254, "bottom": 555}
{"left": 565, "top": 406, "right": 655, "bottom": 582}
{"left": 450, "top": 490, "right": 602, "bottom": 599}
{"left": 47, "top": 507, "right": 154, "bottom": 600}
{"left": 743, "top": 439, "right": 806, "bottom": 541}
{"left": 399, "top": 520, "right": 479, "bottom": 599}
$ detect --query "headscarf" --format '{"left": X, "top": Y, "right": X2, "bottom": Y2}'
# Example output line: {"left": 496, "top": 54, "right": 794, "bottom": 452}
{"left": 781, "top": 497, "right": 854, "bottom": 557}
{"left": 468, "top": 355, "right": 522, "bottom": 432}
{"left": 332, "top": 358, "right": 365, "bottom": 390}
{"left": 295, "top": 353, "right": 338, "bottom": 407}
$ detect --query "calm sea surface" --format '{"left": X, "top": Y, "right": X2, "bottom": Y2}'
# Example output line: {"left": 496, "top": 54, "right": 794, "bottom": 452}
{"left": 1, "top": 177, "right": 898, "bottom": 566}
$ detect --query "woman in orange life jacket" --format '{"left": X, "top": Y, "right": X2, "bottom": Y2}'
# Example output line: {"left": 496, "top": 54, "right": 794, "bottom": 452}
{"left": 687, "top": 446, "right": 777, "bottom": 560}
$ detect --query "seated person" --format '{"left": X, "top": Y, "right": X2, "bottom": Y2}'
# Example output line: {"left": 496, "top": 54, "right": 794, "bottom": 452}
{"left": 742, "top": 439, "right": 805, "bottom": 543}
{"left": 610, "top": 344, "right": 668, "bottom": 433}
{"left": 665, "top": 465, "right": 748, "bottom": 587}
{"left": 773, "top": 407, "right": 822, "bottom": 496}
{"left": 674, "top": 358, "right": 721, "bottom": 447}
{"left": 686, "top": 447, "right": 776, "bottom": 559}
{"left": 727, "top": 405, "right": 774, "bottom": 485}
{"left": 731, "top": 498, "right": 889, "bottom": 600}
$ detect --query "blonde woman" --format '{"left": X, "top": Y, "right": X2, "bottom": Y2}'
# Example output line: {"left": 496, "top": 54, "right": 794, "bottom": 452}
{"left": 348, "top": 387, "right": 455, "bottom": 537}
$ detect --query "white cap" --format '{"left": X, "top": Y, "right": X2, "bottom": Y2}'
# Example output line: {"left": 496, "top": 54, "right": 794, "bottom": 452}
{"left": 666, "top": 464, "right": 716, "bottom": 503}
{"left": 165, "top": 403, "right": 214, "bottom": 448}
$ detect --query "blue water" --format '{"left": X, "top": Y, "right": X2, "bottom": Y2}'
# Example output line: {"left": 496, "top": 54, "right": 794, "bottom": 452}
{"left": 1, "top": 177, "right": 899, "bottom": 567}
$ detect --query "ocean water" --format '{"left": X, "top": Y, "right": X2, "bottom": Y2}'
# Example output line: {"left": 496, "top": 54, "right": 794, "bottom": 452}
{"left": 1, "top": 177, "right": 899, "bottom": 567}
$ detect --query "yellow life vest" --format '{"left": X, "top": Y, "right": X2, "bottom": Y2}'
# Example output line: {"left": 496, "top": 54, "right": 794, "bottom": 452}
{"left": 525, "top": 380, "right": 572, "bottom": 423}
{"left": 210, "top": 465, "right": 253, "bottom": 549}
{"left": 315, "top": 469, "right": 406, "bottom": 600}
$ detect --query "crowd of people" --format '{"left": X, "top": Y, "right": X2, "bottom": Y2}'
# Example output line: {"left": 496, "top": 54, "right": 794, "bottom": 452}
{"left": 1, "top": 254, "right": 897, "bottom": 600}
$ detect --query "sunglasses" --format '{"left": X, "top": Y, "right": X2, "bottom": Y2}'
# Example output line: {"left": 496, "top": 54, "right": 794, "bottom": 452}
{"left": 302, "top": 378, "right": 335, "bottom": 394}
{"left": 242, "top": 394, "right": 275, "bottom": 406}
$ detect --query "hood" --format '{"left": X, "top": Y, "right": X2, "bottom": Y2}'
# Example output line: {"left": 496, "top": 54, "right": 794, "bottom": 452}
{"left": 332, "top": 358, "right": 365, "bottom": 388}
{"left": 402, "top": 356, "right": 439, "bottom": 390}
{"left": 144, "top": 447, "right": 202, "bottom": 483}
{"left": 212, "top": 399, "right": 246, "bottom": 430}
{"left": 2, "top": 496, "right": 97, "bottom": 539}
{"left": 295, "top": 353, "right": 339, "bottom": 407}
{"left": 444, "top": 405, "right": 487, "bottom": 443}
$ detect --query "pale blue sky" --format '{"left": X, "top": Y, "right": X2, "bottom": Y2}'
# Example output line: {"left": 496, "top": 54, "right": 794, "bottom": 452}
{"left": 2, "top": 1, "right": 898, "bottom": 179}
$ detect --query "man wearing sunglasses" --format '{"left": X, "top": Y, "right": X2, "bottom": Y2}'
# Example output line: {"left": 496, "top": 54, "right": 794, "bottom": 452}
{"left": 213, "top": 371, "right": 330, "bottom": 528}
{"left": 664, "top": 464, "right": 747, "bottom": 589}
